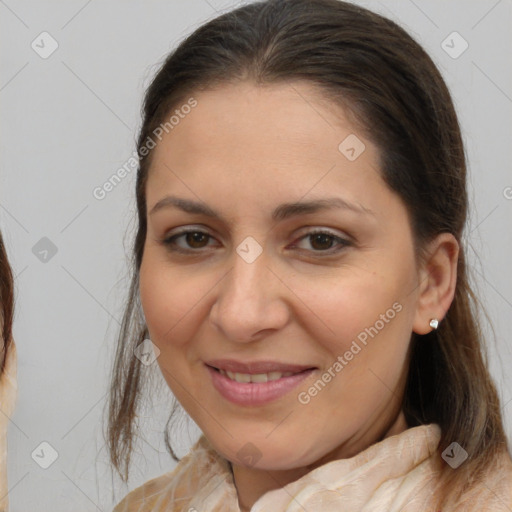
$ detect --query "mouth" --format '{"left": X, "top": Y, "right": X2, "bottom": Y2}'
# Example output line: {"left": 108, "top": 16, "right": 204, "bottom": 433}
{"left": 205, "top": 360, "right": 317, "bottom": 406}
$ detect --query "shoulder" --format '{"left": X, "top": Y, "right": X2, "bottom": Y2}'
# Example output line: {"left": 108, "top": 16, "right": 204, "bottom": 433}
{"left": 112, "top": 470, "right": 179, "bottom": 512}
{"left": 112, "top": 435, "right": 231, "bottom": 512}
{"left": 451, "top": 449, "right": 512, "bottom": 511}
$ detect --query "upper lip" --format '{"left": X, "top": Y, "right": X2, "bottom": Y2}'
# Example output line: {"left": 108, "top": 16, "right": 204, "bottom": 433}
{"left": 205, "top": 359, "right": 315, "bottom": 374}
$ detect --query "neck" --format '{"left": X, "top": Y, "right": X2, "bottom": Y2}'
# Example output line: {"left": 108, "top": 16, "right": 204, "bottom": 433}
{"left": 232, "top": 465, "right": 307, "bottom": 512}
{"left": 231, "top": 410, "right": 408, "bottom": 511}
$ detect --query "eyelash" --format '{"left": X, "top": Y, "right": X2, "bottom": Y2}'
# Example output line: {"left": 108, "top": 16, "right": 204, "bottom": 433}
{"left": 161, "top": 228, "right": 352, "bottom": 256}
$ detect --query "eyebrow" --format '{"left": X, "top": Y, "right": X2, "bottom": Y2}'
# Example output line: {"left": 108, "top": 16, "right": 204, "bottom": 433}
{"left": 149, "top": 195, "right": 375, "bottom": 221}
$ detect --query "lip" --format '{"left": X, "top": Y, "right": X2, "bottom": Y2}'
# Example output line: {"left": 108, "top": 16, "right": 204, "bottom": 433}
{"left": 205, "top": 360, "right": 316, "bottom": 406}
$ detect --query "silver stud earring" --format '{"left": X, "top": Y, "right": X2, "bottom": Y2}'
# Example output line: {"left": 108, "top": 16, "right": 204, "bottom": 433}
{"left": 429, "top": 318, "right": 439, "bottom": 330}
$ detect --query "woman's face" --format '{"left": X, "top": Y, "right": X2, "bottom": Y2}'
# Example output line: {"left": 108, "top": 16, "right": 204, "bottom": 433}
{"left": 139, "top": 81, "right": 423, "bottom": 470}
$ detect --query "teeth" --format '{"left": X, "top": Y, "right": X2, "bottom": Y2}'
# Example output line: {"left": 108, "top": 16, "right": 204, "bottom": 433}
{"left": 250, "top": 373, "right": 268, "bottom": 383}
{"left": 234, "top": 372, "right": 251, "bottom": 383}
{"left": 219, "top": 369, "right": 295, "bottom": 382}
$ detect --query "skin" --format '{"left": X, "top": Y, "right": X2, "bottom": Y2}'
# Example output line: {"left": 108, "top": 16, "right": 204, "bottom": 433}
{"left": 139, "top": 80, "right": 459, "bottom": 511}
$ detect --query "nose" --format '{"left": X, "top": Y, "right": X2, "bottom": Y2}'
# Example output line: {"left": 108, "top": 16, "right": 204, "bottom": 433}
{"left": 209, "top": 245, "right": 290, "bottom": 343}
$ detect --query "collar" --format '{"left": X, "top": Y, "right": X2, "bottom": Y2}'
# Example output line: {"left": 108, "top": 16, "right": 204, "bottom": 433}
{"left": 115, "top": 423, "right": 442, "bottom": 511}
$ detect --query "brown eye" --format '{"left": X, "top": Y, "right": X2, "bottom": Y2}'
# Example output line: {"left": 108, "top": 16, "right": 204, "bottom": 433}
{"left": 293, "top": 229, "right": 351, "bottom": 255}
{"left": 162, "top": 230, "right": 215, "bottom": 253}
{"left": 309, "top": 233, "right": 336, "bottom": 251}
{"left": 184, "top": 231, "right": 210, "bottom": 249}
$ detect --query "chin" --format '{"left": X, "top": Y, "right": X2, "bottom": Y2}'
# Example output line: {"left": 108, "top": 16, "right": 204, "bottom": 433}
{"left": 208, "top": 433, "right": 318, "bottom": 471}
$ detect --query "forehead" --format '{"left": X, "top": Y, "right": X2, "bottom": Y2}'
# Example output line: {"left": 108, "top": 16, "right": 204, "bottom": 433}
{"left": 145, "top": 80, "right": 396, "bottom": 220}
{"left": 156, "top": 80, "right": 361, "bottom": 161}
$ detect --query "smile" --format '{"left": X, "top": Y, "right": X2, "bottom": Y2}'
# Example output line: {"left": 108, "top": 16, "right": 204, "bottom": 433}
{"left": 205, "top": 361, "right": 316, "bottom": 406}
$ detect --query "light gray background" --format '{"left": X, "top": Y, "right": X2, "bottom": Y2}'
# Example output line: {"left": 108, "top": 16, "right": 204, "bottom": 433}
{"left": 1, "top": 0, "right": 511, "bottom": 510}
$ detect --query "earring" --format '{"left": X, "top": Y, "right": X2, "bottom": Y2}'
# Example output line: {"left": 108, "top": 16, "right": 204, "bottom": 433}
{"left": 429, "top": 318, "right": 439, "bottom": 330}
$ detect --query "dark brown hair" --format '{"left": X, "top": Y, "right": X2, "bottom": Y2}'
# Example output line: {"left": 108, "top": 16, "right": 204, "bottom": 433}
{"left": 106, "top": 0, "right": 510, "bottom": 507}
{"left": 0, "top": 231, "right": 14, "bottom": 375}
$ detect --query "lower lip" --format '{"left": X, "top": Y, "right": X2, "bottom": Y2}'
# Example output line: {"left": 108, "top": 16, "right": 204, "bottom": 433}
{"left": 206, "top": 365, "right": 315, "bottom": 406}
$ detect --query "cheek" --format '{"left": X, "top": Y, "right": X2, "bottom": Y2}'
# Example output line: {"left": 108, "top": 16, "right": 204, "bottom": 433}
{"left": 138, "top": 255, "right": 205, "bottom": 397}
{"left": 139, "top": 250, "right": 221, "bottom": 359}
{"left": 295, "top": 268, "right": 415, "bottom": 409}
{"left": 291, "top": 268, "right": 410, "bottom": 355}
{"left": 139, "top": 253, "right": 193, "bottom": 348}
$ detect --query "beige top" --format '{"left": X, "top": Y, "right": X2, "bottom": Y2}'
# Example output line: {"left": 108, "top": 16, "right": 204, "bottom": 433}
{"left": 0, "top": 340, "right": 17, "bottom": 512}
{"left": 113, "top": 422, "right": 512, "bottom": 511}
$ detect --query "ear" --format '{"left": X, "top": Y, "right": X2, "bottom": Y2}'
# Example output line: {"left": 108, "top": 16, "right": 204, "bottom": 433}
{"left": 412, "top": 233, "right": 459, "bottom": 335}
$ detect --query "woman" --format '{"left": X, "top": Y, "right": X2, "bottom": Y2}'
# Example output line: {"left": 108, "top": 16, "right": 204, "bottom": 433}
{"left": 107, "top": 0, "right": 512, "bottom": 510}
{"left": 0, "top": 232, "right": 17, "bottom": 512}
